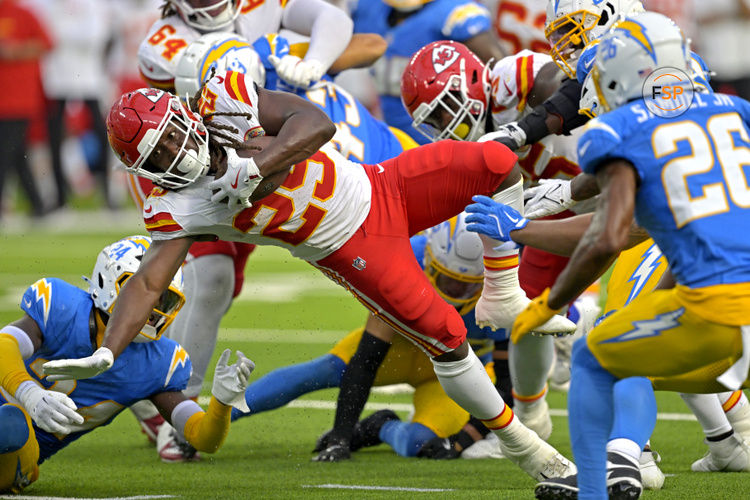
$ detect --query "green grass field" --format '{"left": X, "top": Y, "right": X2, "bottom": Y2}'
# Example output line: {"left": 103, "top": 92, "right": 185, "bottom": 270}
{"left": 0, "top": 224, "right": 745, "bottom": 499}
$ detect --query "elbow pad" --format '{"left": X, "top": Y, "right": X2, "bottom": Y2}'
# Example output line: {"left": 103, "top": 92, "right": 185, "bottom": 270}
{"left": 541, "top": 78, "right": 589, "bottom": 135}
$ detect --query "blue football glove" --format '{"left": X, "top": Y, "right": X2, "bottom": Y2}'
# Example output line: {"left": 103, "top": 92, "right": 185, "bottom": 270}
{"left": 465, "top": 195, "right": 529, "bottom": 242}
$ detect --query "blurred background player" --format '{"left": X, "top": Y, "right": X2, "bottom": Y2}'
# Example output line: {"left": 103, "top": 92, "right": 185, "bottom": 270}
{"left": 231, "top": 213, "right": 509, "bottom": 460}
{"left": 350, "top": 0, "right": 505, "bottom": 144}
{"left": 0, "top": 235, "right": 254, "bottom": 493}
{"left": 483, "top": 0, "right": 550, "bottom": 55}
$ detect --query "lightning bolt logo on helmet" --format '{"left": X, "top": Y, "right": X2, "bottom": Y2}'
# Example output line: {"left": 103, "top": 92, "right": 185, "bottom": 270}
{"left": 432, "top": 45, "right": 460, "bottom": 74}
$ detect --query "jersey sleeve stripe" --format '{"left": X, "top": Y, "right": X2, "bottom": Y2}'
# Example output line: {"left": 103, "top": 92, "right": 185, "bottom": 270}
{"left": 145, "top": 212, "right": 183, "bottom": 232}
{"left": 516, "top": 55, "right": 534, "bottom": 112}
{"left": 224, "top": 71, "right": 252, "bottom": 106}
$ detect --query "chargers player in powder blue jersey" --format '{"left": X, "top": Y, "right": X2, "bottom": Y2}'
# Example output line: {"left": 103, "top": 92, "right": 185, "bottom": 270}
{"left": 252, "top": 33, "right": 417, "bottom": 163}
{"left": 510, "top": 12, "right": 750, "bottom": 499}
{"left": 351, "top": 0, "right": 502, "bottom": 144}
{"left": 0, "top": 236, "right": 254, "bottom": 494}
{"left": 231, "top": 213, "right": 511, "bottom": 461}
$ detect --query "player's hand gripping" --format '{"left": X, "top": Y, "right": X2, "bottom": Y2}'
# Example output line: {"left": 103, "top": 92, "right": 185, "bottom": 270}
{"left": 212, "top": 349, "right": 255, "bottom": 412}
{"left": 523, "top": 178, "right": 576, "bottom": 219}
{"left": 478, "top": 122, "right": 527, "bottom": 151}
{"left": 208, "top": 148, "right": 263, "bottom": 209}
{"left": 42, "top": 346, "right": 114, "bottom": 381}
{"left": 268, "top": 54, "right": 325, "bottom": 89}
{"left": 15, "top": 381, "right": 84, "bottom": 434}
{"left": 465, "top": 195, "right": 529, "bottom": 243}
{"left": 511, "top": 288, "right": 561, "bottom": 344}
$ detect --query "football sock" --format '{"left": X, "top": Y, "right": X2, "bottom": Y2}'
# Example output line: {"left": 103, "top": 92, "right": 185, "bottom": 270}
{"left": 721, "top": 390, "right": 748, "bottom": 418}
{"left": 431, "top": 348, "right": 506, "bottom": 421}
{"left": 606, "top": 438, "right": 642, "bottom": 463}
{"left": 167, "top": 254, "right": 234, "bottom": 399}
{"left": 130, "top": 399, "right": 160, "bottom": 421}
{"left": 329, "top": 331, "right": 391, "bottom": 442}
{"left": 231, "top": 353, "right": 346, "bottom": 421}
{"left": 0, "top": 404, "right": 29, "bottom": 453}
{"left": 379, "top": 421, "right": 436, "bottom": 457}
{"left": 680, "top": 393, "right": 733, "bottom": 438}
{"left": 510, "top": 333, "right": 553, "bottom": 404}
{"left": 610, "top": 376, "right": 656, "bottom": 450}
{"left": 569, "top": 339, "right": 617, "bottom": 499}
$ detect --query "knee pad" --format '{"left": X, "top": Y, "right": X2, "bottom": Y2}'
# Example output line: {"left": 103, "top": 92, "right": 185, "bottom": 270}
{"left": 0, "top": 405, "right": 29, "bottom": 453}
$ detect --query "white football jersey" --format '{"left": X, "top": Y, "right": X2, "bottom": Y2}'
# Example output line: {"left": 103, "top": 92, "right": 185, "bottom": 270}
{"left": 234, "top": 0, "right": 287, "bottom": 44}
{"left": 488, "top": 0, "right": 549, "bottom": 55}
{"left": 488, "top": 50, "right": 581, "bottom": 185}
{"left": 144, "top": 70, "right": 372, "bottom": 262}
{"left": 138, "top": 15, "right": 204, "bottom": 89}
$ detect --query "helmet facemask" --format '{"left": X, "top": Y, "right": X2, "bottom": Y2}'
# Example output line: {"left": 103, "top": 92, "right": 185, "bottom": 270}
{"left": 546, "top": 10, "right": 601, "bottom": 79}
{"left": 424, "top": 245, "right": 483, "bottom": 309}
{"left": 113, "top": 272, "right": 185, "bottom": 342}
{"left": 411, "top": 60, "right": 489, "bottom": 143}
{"left": 130, "top": 97, "right": 210, "bottom": 189}
{"left": 173, "top": 0, "right": 240, "bottom": 31}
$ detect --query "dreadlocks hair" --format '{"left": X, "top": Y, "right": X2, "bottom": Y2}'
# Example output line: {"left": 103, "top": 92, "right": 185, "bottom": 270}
{"left": 160, "top": 1, "right": 176, "bottom": 19}
{"left": 188, "top": 68, "right": 265, "bottom": 154}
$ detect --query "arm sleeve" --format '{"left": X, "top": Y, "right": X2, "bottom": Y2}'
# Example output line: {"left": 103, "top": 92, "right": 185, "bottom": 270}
{"left": 175, "top": 397, "right": 232, "bottom": 453}
{"left": 541, "top": 78, "right": 589, "bottom": 135}
{"left": 281, "top": 0, "right": 353, "bottom": 70}
{"left": 0, "top": 332, "right": 35, "bottom": 396}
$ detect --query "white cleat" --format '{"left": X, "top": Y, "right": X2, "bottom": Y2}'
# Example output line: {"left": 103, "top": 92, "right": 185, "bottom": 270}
{"left": 461, "top": 432, "right": 504, "bottom": 459}
{"left": 156, "top": 422, "right": 201, "bottom": 463}
{"left": 515, "top": 399, "right": 553, "bottom": 441}
{"left": 639, "top": 449, "right": 665, "bottom": 490}
{"left": 497, "top": 420, "right": 576, "bottom": 481}
{"left": 691, "top": 434, "right": 750, "bottom": 472}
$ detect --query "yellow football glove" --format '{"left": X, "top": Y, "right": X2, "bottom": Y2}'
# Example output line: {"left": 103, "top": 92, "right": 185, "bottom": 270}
{"left": 511, "top": 288, "right": 561, "bottom": 344}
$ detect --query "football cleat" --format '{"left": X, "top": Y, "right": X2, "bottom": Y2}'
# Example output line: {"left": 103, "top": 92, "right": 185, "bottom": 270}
{"left": 351, "top": 409, "right": 400, "bottom": 451}
{"left": 606, "top": 451, "right": 643, "bottom": 500}
{"left": 312, "top": 442, "right": 351, "bottom": 462}
{"left": 498, "top": 420, "right": 576, "bottom": 481}
{"left": 461, "top": 432, "right": 504, "bottom": 459}
{"left": 691, "top": 433, "right": 750, "bottom": 472}
{"left": 639, "top": 448, "right": 665, "bottom": 490}
{"left": 156, "top": 423, "right": 200, "bottom": 463}
{"left": 139, "top": 414, "right": 166, "bottom": 444}
{"left": 534, "top": 473, "right": 578, "bottom": 500}
{"left": 514, "top": 399, "right": 553, "bottom": 441}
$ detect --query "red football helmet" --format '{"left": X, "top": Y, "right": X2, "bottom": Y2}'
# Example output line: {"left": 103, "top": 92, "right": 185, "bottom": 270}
{"left": 107, "top": 88, "right": 209, "bottom": 189}
{"left": 170, "top": 0, "right": 242, "bottom": 31}
{"left": 401, "top": 41, "right": 491, "bottom": 142}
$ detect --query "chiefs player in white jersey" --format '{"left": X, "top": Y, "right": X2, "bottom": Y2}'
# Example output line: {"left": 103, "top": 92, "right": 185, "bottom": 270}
{"left": 483, "top": 0, "right": 550, "bottom": 55}
{"left": 46, "top": 70, "right": 578, "bottom": 481}
{"left": 400, "top": 40, "right": 592, "bottom": 440}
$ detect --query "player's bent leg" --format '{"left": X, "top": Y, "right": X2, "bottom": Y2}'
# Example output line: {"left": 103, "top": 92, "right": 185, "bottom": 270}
{"left": 379, "top": 420, "right": 436, "bottom": 457}
{"left": 510, "top": 334, "right": 554, "bottom": 440}
{"left": 0, "top": 404, "right": 39, "bottom": 493}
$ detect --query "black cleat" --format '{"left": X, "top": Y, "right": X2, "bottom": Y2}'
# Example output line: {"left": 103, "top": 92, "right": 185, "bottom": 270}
{"left": 606, "top": 451, "right": 643, "bottom": 500}
{"left": 312, "top": 434, "right": 352, "bottom": 462}
{"left": 350, "top": 409, "right": 400, "bottom": 451}
{"left": 535, "top": 474, "right": 578, "bottom": 500}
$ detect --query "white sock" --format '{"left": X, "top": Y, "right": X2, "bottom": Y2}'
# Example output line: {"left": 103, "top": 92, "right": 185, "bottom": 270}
{"left": 510, "top": 333, "right": 554, "bottom": 399}
{"left": 130, "top": 399, "right": 159, "bottom": 420}
{"left": 431, "top": 348, "right": 506, "bottom": 420}
{"left": 719, "top": 391, "right": 749, "bottom": 419}
{"left": 607, "top": 438, "right": 642, "bottom": 463}
{"left": 681, "top": 392, "right": 733, "bottom": 438}
{"left": 166, "top": 254, "right": 235, "bottom": 398}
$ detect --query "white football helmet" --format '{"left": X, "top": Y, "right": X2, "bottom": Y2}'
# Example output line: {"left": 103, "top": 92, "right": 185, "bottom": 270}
{"left": 383, "top": 0, "right": 433, "bottom": 12}
{"left": 86, "top": 236, "right": 185, "bottom": 343}
{"left": 169, "top": 0, "right": 241, "bottom": 32}
{"left": 175, "top": 32, "right": 266, "bottom": 97}
{"left": 591, "top": 12, "right": 690, "bottom": 114}
{"left": 545, "top": 0, "right": 645, "bottom": 78}
{"left": 579, "top": 70, "right": 600, "bottom": 118}
{"left": 423, "top": 212, "right": 484, "bottom": 311}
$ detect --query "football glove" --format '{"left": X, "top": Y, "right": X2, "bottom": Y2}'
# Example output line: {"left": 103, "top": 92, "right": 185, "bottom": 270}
{"left": 478, "top": 122, "right": 527, "bottom": 151}
{"left": 15, "top": 381, "right": 84, "bottom": 434}
{"left": 268, "top": 55, "right": 326, "bottom": 89}
{"left": 211, "top": 349, "right": 255, "bottom": 412}
{"left": 42, "top": 346, "right": 114, "bottom": 381}
{"left": 465, "top": 195, "right": 529, "bottom": 243}
{"left": 523, "top": 178, "right": 576, "bottom": 219}
{"left": 511, "top": 288, "right": 561, "bottom": 344}
{"left": 208, "top": 148, "right": 262, "bottom": 209}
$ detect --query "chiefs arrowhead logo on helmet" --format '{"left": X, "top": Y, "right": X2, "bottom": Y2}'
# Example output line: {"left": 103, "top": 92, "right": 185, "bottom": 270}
{"left": 432, "top": 45, "right": 460, "bottom": 74}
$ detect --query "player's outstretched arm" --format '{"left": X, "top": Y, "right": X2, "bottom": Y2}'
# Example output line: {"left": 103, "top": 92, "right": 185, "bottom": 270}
{"left": 43, "top": 238, "right": 193, "bottom": 379}
{"left": 327, "top": 33, "right": 387, "bottom": 73}
{"left": 151, "top": 349, "right": 255, "bottom": 453}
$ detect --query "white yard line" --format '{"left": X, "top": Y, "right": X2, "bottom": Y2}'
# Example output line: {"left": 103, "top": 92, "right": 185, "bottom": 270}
{"left": 302, "top": 484, "right": 454, "bottom": 492}
{"left": 3, "top": 496, "right": 174, "bottom": 500}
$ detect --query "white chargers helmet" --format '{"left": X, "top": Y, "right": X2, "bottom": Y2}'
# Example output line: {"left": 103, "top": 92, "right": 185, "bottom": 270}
{"left": 175, "top": 32, "right": 266, "bottom": 98}
{"left": 423, "top": 212, "right": 484, "bottom": 311}
{"left": 579, "top": 70, "right": 600, "bottom": 118}
{"left": 545, "top": 0, "right": 645, "bottom": 78}
{"left": 591, "top": 12, "right": 690, "bottom": 114}
{"left": 169, "top": 0, "right": 241, "bottom": 32}
{"left": 86, "top": 236, "right": 185, "bottom": 343}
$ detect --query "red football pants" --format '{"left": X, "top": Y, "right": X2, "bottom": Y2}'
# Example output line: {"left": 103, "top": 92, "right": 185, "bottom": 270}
{"left": 314, "top": 140, "right": 517, "bottom": 356}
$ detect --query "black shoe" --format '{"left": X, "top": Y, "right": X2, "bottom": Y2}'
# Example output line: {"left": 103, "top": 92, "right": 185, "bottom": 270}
{"left": 350, "top": 409, "right": 400, "bottom": 451}
{"left": 606, "top": 451, "right": 643, "bottom": 500}
{"left": 535, "top": 474, "right": 578, "bottom": 500}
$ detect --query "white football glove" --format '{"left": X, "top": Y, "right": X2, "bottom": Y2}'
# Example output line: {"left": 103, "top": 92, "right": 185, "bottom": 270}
{"left": 211, "top": 349, "right": 255, "bottom": 412}
{"left": 208, "top": 148, "right": 262, "bottom": 209}
{"left": 15, "top": 381, "right": 84, "bottom": 434}
{"left": 478, "top": 122, "right": 527, "bottom": 150}
{"left": 42, "top": 346, "right": 114, "bottom": 381}
{"left": 268, "top": 54, "right": 325, "bottom": 89}
{"left": 523, "top": 178, "right": 576, "bottom": 219}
